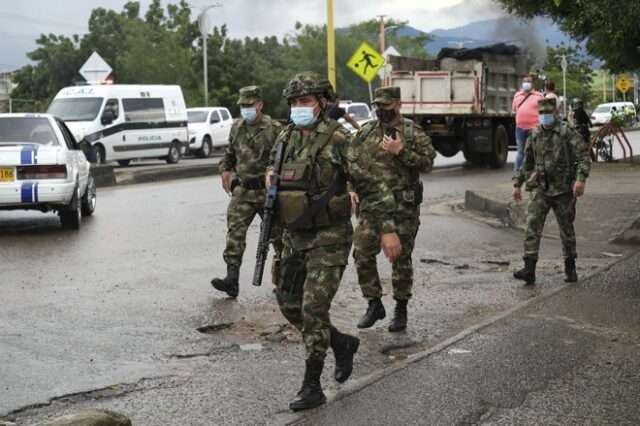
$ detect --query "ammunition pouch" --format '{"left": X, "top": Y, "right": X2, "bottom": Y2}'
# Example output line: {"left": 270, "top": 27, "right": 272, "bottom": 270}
{"left": 525, "top": 170, "right": 549, "bottom": 192}
{"left": 393, "top": 181, "right": 423, "bottom": 206}
{"left": 279, "top": 160, "right": 312, "bottom": 191}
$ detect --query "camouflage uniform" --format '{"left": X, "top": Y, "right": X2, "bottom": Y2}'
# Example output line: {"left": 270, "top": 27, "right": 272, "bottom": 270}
{"left": 273, "top": 75, "right": 396, "bottom": 362}
{"left": 351, "top": 87, "right": 436, "bottom": 302}
{"left": 218, "top": 86, "right": 283, "bottom": 268}
{"left": 514, "top": 98, "right": 591, "bottom": 261}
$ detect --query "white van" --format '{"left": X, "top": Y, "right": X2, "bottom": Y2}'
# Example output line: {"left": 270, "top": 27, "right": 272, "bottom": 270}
{"left": 590, "top": 102, "right": 636, "bottom": 125}
{"left": 48, "top": 84, "right": 189, "bottom": 165}
{"left": 187, "top": 107, "right": 233, "bottom": 157}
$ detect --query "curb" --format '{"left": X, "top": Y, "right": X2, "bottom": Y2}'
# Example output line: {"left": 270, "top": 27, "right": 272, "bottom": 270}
{"left": 92, "top": 162, "right": 220, "bottom": 188}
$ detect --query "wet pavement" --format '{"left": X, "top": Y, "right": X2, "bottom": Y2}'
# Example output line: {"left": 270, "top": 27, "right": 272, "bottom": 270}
{"left": 1, "top": 146, "right": 638, "bottom": 425}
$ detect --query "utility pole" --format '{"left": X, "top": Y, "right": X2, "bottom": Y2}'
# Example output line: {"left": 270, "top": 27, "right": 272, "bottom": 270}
{"left": 556, "top": 54, "right": 571, "bottom": 118}
{"left": 326, "top": 0, "right": 336, "bottom": 90}
{"left": 377, "top": 15, "right": 386, "bottom": 53}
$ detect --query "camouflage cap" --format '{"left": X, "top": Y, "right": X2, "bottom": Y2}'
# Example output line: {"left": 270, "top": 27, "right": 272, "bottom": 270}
{"left": 237, "top": 85, "right": 262, "bottom": 105}
{"left": 373, "top": 86, "right": 401, "bottom": 105}
{"left": 537, "top": 97, "right": 557, "bottom": 113}
{"left": 283, "top": 71, "right": 331, "bottom": 100}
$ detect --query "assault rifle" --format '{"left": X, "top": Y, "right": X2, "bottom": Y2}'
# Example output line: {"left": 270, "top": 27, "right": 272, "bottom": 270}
{"left": 252, "top": 126, "right": 293, "bottom": 286}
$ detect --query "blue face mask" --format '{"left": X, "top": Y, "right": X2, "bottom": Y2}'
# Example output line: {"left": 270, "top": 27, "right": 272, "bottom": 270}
{"left": 240, "top": 107, "right": 258, "bottom": 122}
{"left": 539, "top": 113, "right": 555, "bottom": 127}
{"left": 290, "top": 104, "right": 318, "bottom": 128}
{"left": 522, "top": 82, "right": 532, "bottom": 90}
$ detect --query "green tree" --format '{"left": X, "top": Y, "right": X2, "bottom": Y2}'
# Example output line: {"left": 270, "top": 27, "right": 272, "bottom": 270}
{"left": 539, "top": 43, "right": 594, "bottom": 107}
{"left": 493, "top": 0, "right": 640, "bottom": 72}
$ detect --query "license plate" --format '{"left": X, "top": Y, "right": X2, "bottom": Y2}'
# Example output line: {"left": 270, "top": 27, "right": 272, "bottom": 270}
{"left": 0, "top": 167, "right": 15, "bottom": 182}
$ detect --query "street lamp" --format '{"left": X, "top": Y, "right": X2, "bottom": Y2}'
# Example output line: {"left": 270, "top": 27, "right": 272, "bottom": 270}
{"left": 191, "top": 2, "right": 223, "bottom": 106}
{"left": 556, "top": 54, "right": 572, "bottom": 117}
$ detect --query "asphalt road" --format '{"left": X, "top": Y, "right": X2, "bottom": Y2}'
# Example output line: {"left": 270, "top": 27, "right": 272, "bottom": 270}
{"left": 0, "top": 147, "right": 637, "bottom": 425}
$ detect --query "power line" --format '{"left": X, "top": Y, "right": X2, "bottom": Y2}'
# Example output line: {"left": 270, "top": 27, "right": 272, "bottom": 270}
{"left": 0, "top": 11, "right": 86, "bottom": 31}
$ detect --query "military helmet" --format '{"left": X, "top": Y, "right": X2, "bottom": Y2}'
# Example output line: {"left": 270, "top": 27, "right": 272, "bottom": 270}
{"left": 570, "top": 97, "right": 584, "bottom": 111}
{"left": 283, "top": 71, "right": 333, "bottom": 101}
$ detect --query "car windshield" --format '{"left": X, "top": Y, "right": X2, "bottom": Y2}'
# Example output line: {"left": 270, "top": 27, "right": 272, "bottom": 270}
{"left": 594, "top": 105, "right": 611, "bottom": 113}
{"left": 187, "top": 111, "right": 207, "bottom": 123}
{"left": 346, "top": 105, "right": 371, "bottom": 121}
{"left": 0, "top": 117, "right": 59, "bottom": 146}
{"left": 47, "top": 97, "right": 103, "bottom": 121}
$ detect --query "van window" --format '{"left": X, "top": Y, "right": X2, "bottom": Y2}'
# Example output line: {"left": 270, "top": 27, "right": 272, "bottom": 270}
{"left": 210, "top": 111, "right": 221, "bottom": 124}
{"left": 593, "top": 105, "right": 611, "bottom": 113}
{"left": 104, "top": 98, "right": 119, "bottom": 120}
{"left": 47, "top": 97, "right": 103, "bottom": 122}
{"left": 123, "top": 98, "right": 166, "bottom": 122}
{"left": 220, "top": 109, "right": 230, "bottom": 121}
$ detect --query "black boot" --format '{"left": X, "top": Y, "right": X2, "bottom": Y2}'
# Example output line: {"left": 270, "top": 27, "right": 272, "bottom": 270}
{"left": 564, "top": 257, "right": 578, "bottom": 283}
{"left": 357, "top": 298, "right": 386, "bottom": 329}
{"left": 388, "top": 299, "right": 408, "bottom": 332}
{"left": 329, "top": 326, "right": 360, "bottom": 383}
{"left": 210, "top": 264, "right": 240, "bottom": 298}
{"left": 513, "top": 257, "right": 536, "bottom": 285}
{"left": 289, "top": 359, "right": 326, "bottom": 411}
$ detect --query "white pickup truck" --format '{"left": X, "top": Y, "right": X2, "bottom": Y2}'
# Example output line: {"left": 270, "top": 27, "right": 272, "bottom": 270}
{"left": 186, "top": 107, "right": 233, "bottom": 157}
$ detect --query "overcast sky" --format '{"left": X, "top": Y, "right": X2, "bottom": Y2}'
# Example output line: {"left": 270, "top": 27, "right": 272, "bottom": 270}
{"left": 0, "top": 0, "right": 505, "bottom": 71}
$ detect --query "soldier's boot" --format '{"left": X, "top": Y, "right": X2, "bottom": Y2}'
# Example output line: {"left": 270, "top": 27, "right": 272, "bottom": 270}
{"left": 329, "top": 326, "right": 360, "bottom": 383}
{"left": 357, "top": 298, "right": 386, "bottom": 329}
{"left": 513, "top": 257, "right": 536, "bottom": 285}
{"left": 388, "top": 299, "right": 408, "bottom": 332}
{"left": 210, "top": 264, "right": 240, "bottom": 298}
{"left": 564, "top": 257, "right": 578, "bottom": 283}
{"left": 289, "top": 359, "right": 326, "bottom": 412}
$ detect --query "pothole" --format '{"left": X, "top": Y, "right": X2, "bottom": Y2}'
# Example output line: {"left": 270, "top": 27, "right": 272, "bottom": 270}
{"left": 197, "top": 322, "right": 233, "bottom": 334}
{"left": 380, "top": 341, "right": 425, "bottom": 360}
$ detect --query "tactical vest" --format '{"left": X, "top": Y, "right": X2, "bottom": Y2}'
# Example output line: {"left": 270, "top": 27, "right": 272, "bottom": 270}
{"left": 276, "top": 121, "right": 351, "bottom": 231}
{"left": 530, "top": 122, "right": 577, "bottom": 191}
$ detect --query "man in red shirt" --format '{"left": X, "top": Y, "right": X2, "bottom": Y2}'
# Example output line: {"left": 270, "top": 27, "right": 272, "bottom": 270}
{"left": 512, "top": 76, "right": 544, "bottom": 174}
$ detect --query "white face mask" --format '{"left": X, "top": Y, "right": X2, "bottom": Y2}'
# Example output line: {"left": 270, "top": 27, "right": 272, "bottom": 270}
{"left": 240, "top": 107, "right": 258, "bottom": 122}
{"left": 522, "top": 82, "right": 532, "bottom": 90}
{"left": 290, "top": 103, "right": 318, "bottom": 128}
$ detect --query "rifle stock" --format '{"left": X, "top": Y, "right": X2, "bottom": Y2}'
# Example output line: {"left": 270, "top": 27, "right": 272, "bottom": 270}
{"left": 252, "top": 126, "right": 292, "bottom": 286}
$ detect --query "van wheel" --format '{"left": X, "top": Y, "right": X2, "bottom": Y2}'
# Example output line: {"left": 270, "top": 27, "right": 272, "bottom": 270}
{"left": 60, "top": 184, "right": 82, "bottom": 230}
{"left": 166, "top": 142, "right": 181, "bottom": 164}
{"left": 487, "top": 125, "right": 508, "bottom": 169}
{"left": 81, "top": 175, "right": 97, "bottom": 216}
{"left": 197, "top": 136, "right": 212, "bottom": 158}
{"left": 88, "top": 145, "right": 105, "bottom": 164}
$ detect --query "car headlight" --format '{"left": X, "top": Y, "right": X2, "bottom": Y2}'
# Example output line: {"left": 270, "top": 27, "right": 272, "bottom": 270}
{"left": 74, "top": 128, "right": 88, "bottom": 141}
{"left": 189, "top": 127, "right": 198, "bottom": 135}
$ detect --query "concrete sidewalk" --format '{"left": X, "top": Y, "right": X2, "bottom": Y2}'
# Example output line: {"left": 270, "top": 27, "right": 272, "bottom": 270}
{"left": 465, "top": 160, "right": 640, "bottom": 245}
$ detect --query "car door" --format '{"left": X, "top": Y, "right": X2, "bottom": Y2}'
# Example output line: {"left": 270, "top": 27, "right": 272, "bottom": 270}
{"left": 208, "top": 109, "right": 225, "bottom": 147}
{"left": 56, "top": 118, "right": 89, "bottom": 189}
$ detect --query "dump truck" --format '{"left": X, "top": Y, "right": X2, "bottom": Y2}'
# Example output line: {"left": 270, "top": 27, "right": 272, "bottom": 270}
{"left": 387, "top": 43, "right": 532, "bottom": 168}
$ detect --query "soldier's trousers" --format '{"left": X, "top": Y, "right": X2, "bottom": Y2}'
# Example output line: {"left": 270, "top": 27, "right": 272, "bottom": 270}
{"left": 353, "top": 212, "right": 420, "bottom": 301}
{"left": 275, "top": 241, "right": 350, "bottom": 361}
{"left": 523, "top": 191, "right": 577, "bottom": 260}
{"left": 223, "top": 187, "right": 282, "bottom": 267}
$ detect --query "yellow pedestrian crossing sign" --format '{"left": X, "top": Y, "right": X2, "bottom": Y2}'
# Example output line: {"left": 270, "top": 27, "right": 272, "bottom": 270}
{"left": 347, "top": 42, "right": 385, "bottom": 83}
{"left": 616, "top": 75, "right": 632, "bottom": 93}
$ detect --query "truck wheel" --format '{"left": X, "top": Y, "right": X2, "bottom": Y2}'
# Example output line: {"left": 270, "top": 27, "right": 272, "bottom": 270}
{"left": 463, "top": 149, "right": 484, "bottom": 166}
{"left": 197, "top": 136, "right": 212, "bottom": 158}
{"left": 166, "top": 142, "right": 181, "bottom": 164}
{"left": 488, "top": 125, "right": 508, "bottom": 169}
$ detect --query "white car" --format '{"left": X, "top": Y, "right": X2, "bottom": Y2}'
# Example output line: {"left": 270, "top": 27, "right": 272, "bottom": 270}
{"left": 0, "top": 113, "right": 96, "bottom": 229}
{"left": 590, "top": 102, "right": 636, "bottom": 125}
{"left": 187, "top": 107, "right": 233, "bottom": 157}
{"left": 338, "top": 101, "right": 374, "bottom": 131}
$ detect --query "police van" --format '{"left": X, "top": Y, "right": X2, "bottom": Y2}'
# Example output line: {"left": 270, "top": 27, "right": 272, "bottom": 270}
{"left": 48, "top": 84, "right": 189, "bottom": 165}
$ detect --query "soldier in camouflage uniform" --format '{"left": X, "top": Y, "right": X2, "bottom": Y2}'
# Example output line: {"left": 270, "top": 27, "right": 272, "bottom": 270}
{"left": 268, "top": 72, "right": 401, "bottom": 411}
{"left": 512, "top": 97, "right": 591, "bottom": 284}
{"left": 211, "top": 85, "right": 283, "bottom": 298}
{"left": 350, "top": 86, "right": 436, "bottom": 332}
